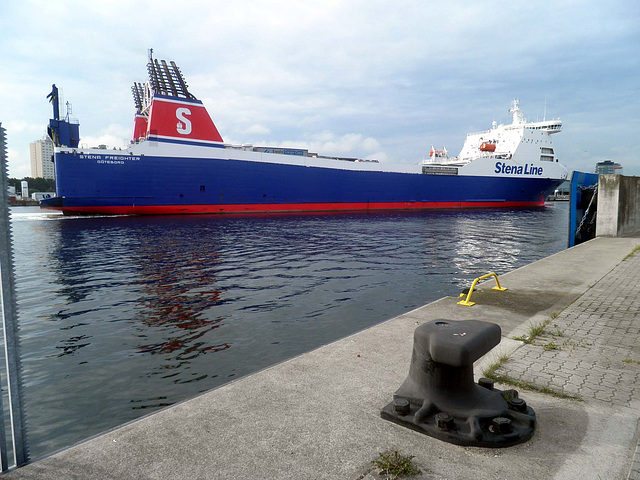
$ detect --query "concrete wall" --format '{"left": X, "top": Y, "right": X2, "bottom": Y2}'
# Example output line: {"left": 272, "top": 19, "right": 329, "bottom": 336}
{"left": 596, "top": 174, "right": 640, "bottom": 237}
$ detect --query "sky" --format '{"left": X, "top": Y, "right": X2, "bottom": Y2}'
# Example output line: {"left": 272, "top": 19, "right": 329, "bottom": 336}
{"left": 1, "top": 0, "right": 639, "bottom": 178}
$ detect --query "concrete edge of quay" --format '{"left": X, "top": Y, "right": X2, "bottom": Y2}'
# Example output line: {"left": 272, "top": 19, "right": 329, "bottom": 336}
{"left": 5, "top": 236, "right": 640, "bottom": 480}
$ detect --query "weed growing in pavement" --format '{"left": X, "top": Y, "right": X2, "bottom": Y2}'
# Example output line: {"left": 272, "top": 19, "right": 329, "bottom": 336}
{"left": 623, "top": 245, "right": 640, "bottom": 261}
{"left": 512, "top": 334, "right": 531, "bottom": 344}
{"left": 528, "top": 321, "right": 547, "bottom": 338}
{"left": 487, "top": 374, "right": 583, "bottom": 401}
{"left": 482, "top": 353, "right": 510, "bottom": 379}
{"left": 371, "top": 449, "right": 421, "bottom": 479}
{"left": 512, "top": 313, "right": 563, "bottom": 349}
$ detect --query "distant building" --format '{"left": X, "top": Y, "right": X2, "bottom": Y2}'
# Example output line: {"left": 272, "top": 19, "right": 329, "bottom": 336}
{"left": 30, "top": 136, "right": 56, "bottom": 179}
{"left": 555, "top": 180, "right": 570, "bottom": 196}
{"left": 595, "top": 160, "right": 622, "bottom": 175}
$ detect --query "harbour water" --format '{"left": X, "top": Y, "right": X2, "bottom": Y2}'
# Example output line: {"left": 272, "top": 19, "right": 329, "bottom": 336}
{"left": 10, "top": 204, "right": 568, "bottom": 459}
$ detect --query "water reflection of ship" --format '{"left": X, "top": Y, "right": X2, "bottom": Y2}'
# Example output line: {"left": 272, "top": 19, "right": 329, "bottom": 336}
{"left": 44, "top": 216, "right": 232, "bottom": 380}
{"left": 135, "top": 234, "right": 231, "bottom": 365}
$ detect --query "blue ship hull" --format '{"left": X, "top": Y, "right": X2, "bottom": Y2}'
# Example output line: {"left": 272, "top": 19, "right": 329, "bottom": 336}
{"left": 41, "top": 151, "right": 563, "bottom": 215}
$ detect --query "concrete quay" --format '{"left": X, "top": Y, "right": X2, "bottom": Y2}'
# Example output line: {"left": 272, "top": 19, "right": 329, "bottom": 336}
{"left": 6, "top": 236, "right": 640, "bottom": 479}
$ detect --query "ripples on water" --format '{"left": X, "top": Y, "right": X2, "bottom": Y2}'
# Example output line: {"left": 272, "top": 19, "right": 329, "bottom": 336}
{"left": 10, "top": 205, "right": 568, "bottom": 458}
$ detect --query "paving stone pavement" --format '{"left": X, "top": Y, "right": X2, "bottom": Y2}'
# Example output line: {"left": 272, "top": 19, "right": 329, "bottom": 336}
{"left": 495, "top": 247, "right": 640, "bottom": 479}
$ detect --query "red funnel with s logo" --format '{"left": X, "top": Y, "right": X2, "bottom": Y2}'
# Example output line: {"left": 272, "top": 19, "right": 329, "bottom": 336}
{"left": 146, "top": 95, "right": 223, "bottom": 145}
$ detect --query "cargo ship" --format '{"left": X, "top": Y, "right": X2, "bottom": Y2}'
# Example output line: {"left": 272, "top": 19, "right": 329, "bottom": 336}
{"left": 41, "top": 54, "right": 568, "bottom": 216}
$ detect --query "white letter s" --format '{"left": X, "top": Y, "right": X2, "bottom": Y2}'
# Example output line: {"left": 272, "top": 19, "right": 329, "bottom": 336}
{"left": 176, "top": 108, "right": 192, "bottom": 135}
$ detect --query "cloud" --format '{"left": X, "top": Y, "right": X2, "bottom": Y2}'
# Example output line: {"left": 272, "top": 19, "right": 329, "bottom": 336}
{"left": 1, "top": 0, "right": 638, "bottom": 178}
{"left": 275, "top": 131, "right": 385, "bottom": 159}
{"left": 3, "top": 120, "right": 44, "bottom": 137}
{"left": 6, "top": 148, "right": 31, "bottom": 179}
{"left": 79, "top": 124, "right": 131, "bottom": 149}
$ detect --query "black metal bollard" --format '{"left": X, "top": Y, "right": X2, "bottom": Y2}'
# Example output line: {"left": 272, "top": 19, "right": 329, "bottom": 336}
{"left": 381, "top": 319, "right": 535, "bottom": 447}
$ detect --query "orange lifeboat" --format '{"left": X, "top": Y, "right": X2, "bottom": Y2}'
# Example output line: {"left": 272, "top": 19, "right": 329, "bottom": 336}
{"left": 479, "top": 142, "right": 496, "bottom": 152}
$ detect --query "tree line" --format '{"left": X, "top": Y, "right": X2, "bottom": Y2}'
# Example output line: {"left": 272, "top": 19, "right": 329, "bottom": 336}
{"left": 8, "top": 177, "right": 56, "bottom": 192}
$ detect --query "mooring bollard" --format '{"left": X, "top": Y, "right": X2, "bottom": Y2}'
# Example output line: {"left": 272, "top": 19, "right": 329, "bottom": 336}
{"left": 381, "top": 319, "right": 535, "bottom": 447}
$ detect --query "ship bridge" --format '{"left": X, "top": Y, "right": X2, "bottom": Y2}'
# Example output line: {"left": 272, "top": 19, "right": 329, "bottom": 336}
{"left": 525, "top": 119, "right": 562, "bottom": 134}
{"left": 510, "top": 99, "right": 562, "bottom": 134}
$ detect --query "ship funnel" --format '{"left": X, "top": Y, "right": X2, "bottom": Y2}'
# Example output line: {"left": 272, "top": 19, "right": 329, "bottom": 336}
{"left": 130, "top": 55, "right": 223, "bottom": 145}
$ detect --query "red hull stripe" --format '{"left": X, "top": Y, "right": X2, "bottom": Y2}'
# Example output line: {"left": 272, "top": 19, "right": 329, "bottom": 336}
{"left": 43, "top": 200, "right": 545, "bottom": 216}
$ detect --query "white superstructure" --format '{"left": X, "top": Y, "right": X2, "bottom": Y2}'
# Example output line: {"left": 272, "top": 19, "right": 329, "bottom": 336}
{"left": 426, "top": 100, "right": 563, "bottom": 170}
